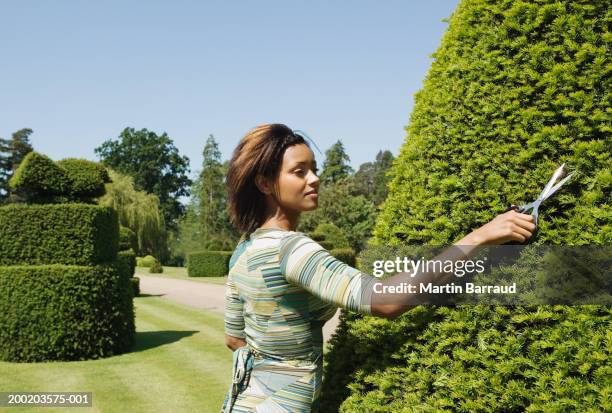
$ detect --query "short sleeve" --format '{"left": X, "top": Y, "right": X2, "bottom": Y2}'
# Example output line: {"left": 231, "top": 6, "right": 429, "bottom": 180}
{"left": 279, "top": 232, "right": 375, "bottom": 315}
{"left": 224, "top": 273, "right": 246, "bottom": 339}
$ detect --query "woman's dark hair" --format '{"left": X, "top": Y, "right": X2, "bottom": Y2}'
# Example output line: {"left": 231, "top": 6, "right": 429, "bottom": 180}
{"left": 226, "top": 123, "right": 310, "bottom": 236}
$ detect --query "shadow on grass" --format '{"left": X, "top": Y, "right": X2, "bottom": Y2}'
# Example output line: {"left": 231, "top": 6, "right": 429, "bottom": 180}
{"left": 131, "top": 330, "right": 199, "bottom": 352}
{"left": 136, "top": 293, "right": 166, "bottom": 298}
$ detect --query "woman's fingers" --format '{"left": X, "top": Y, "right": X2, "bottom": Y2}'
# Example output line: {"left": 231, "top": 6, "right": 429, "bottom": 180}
{"left": 513, "top": 213, "right": 537, "bottom": 231}
{"left": 511, "top": 223, "right": 534, "bottom": 241}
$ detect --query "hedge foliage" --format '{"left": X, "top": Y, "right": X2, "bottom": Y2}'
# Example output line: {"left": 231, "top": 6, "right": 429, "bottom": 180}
{"left": 0, "top": 263, "right": 134, "bottom": 362}
{"left": 373, "top": 0, "right": 610, "bottom": 246}
{"left": 131, "top": 277, "right": 140, "bottom": 297}
{"left": 9, "top": 152, "right": 109, "bottom": 203}
{"left": 119, "top": 226, "right": 138, "bottom": 252}
{"left": 187, "top": 251, "right": 232, "bottom": 277}
{"left": 118, "top": 249, "right": 136, "bottom": 279}
{"left": 322, "top": 1, "right": 611, "bottom": 411}
{"left": 0, "top": 204, "right": 119, "bottom": 266}
{"left": 56, "top": 158, "right": 109, "bottom": 199}
{"left": 9, "top": 152, "right": 69, "bottom": 199}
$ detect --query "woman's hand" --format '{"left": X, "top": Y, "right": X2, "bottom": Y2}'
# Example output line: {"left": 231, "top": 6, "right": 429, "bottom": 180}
{"left": 470, "top": 209, "right": 537, "bottom": 245}
{"left": 225, "top": 334, "right": 247, "bottom": 351}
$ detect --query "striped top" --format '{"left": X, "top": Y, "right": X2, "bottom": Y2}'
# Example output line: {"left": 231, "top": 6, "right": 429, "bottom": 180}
{"left": 224, "top": 227, "right": 376, "bottom": 361}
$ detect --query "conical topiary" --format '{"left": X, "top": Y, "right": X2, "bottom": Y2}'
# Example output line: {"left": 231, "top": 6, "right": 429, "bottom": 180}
{"left": 321, "top": 1, "right": 610, "bottom": 411}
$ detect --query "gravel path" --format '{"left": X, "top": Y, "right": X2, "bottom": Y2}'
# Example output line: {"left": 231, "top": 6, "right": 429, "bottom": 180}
{"left": 137, "top": 274, "right": 341, "bottom": 344}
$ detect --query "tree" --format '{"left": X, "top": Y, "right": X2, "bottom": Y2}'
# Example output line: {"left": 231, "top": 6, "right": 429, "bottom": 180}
{"left": 322, "top": 0, "right": 610, "bottom": 411}
{"left": 0, "top": 128, "right": 34, "bottom": 203}
{"left": 170, "top": 136, "right": 238, "bottom": 262}
{"left": 319, "top": 140, "right": 354, "bottom": 185}
{"left": 94, "top": 127, "right": 192, "bottom": 231}
{"left": 198, "top": 135, "right": 232, "bottom": 239}
{"left": 353, "top": 150, "right": 395, "bottom": 206}
{"left": 297, "top": 177, "right": 376, "bottom": 252}
{"left": 97, "top": 169, "right": 167, "bottom": 260}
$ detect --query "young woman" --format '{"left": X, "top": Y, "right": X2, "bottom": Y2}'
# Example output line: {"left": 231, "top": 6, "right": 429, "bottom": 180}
{"left": 221, "top": 123, "right": 536, "bottom": 412}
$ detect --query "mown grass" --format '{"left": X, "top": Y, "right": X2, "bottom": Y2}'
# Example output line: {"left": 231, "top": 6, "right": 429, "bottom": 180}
{"left": 0, "top": 295, "right": 233, "bottom": 412}
{"left": 135, "top": 266, "right": 227, "bottom": 285}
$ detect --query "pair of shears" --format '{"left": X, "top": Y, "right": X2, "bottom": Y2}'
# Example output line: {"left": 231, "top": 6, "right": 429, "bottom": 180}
{"left": 505, "top": 163, "right": 575, "bottom": 229}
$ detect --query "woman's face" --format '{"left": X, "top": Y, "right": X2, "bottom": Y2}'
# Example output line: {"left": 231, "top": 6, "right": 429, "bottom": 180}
{"left": 267, "top": 143, "right": 320, "bottom": 213}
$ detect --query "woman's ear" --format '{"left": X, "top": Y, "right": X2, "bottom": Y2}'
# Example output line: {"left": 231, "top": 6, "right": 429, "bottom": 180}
{"left": 255, "top": 175, "right": 272, "bottom": 195}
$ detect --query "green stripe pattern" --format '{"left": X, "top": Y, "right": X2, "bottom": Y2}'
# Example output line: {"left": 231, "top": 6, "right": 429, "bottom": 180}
{"left": 223, "top": 228, "right": 375, "bottom": 412}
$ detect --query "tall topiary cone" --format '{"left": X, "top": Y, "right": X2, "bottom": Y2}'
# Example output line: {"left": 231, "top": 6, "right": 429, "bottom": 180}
{"left": 321, "top": 1, "right": 610, "bottom": 411}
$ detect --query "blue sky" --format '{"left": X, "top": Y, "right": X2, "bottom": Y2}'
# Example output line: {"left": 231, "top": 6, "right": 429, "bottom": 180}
{"left": 1, "top": 0, "right": 459, "bottom": 183}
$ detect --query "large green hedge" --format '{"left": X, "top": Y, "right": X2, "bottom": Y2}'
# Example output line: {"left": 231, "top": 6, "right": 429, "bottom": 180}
{"left": 321, "top": 1, "right": 611, "bottom": 411}
{"left": 0, "top": 263, "right": 134, "bottom": 362}
{"left": 0, "top": 204, "right": 119, "bottom": 266}
{"left": 187, "top": 251, "right": 232, "bottom": 277}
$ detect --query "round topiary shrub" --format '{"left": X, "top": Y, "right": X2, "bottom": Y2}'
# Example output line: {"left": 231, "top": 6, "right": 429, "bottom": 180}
{"left": 322, "top": 0, "right": 611, "bottom": 411}
{"left": 137, "top": 255, "right": 158, "bottom": 268}
{"left": 149, "top": 261, "right": 163, "bottom": 274}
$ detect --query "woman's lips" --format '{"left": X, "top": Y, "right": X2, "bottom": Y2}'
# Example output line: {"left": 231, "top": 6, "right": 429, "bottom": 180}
{"left": 306, "top": 192, "right": 318, "bottom": 198}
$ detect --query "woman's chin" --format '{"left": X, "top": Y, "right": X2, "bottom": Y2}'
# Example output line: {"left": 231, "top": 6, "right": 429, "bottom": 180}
{"left": 302, "top": 202, "right": 318, "bottom": 211}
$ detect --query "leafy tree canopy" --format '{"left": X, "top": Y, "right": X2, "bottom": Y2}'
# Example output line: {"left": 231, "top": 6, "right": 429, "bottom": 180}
{"left": 94, "top": 127, "right": 192, "bottom": 231}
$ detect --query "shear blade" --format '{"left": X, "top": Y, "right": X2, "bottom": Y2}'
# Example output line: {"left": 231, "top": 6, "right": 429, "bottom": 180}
{"left": 538, "top": 163, "right": 566, "bottom": 201}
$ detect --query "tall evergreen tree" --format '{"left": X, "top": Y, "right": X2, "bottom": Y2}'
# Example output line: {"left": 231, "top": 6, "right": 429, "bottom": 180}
{"left": 199, "top": 135, "right": 227, "bottom": 237}
{"left": 319, "top": 140, "right": 354, "bottom": 185}
{"left": 0, "top": 128, "right": 34, "bottom": 203}
{"left": 171, "top": 136, "right": 238, "bottom": 260}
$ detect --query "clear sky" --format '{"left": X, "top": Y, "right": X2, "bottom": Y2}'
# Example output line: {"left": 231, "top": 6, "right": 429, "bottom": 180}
{"left": 1, "top": 0, "right": 459, "bottom": 182}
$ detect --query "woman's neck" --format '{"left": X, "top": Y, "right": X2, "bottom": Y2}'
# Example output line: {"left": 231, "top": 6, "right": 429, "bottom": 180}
{"left": 260, "top": 211, "right": 300, "bottom": 231}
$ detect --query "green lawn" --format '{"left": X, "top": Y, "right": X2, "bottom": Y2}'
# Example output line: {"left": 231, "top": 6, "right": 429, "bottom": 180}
{"left": 1, "top": 295, "right": 233, "bottom": 412}
{"left": 135, "top": 266, "right": 228, "bottom": 285}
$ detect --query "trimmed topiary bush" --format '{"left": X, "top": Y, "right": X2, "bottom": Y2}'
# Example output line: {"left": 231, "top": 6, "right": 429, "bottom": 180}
{"left": 118, "top": 249, "right": 136, "bottom": 279}
{"left": 137, "top": 255, "right": 158, "bottom": 268}
{"left": 8, "top": 152, "right": 70, "bottom": 200}
{"left": 119, "top": 226, "right": 138, "bottom": 252}
{"left": 149, "top": 260, "right": 163, "bottom": 274}
{"left": 56, "top": 158, "right": 109, "bottom": 199}
{"left": 0, "top": 263, "right": 134, "bottom": 362}
{"left": 0, "top": 204, "right": 119, "bottom": 266}
{"left": 322, "top": 0, "right": 611, "bottom": 411}
{"left": 187, "top": 251, "right": 232, "bottom": 277}
{"left": 130, "top": 277, "right": 140, "bottom": 297}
